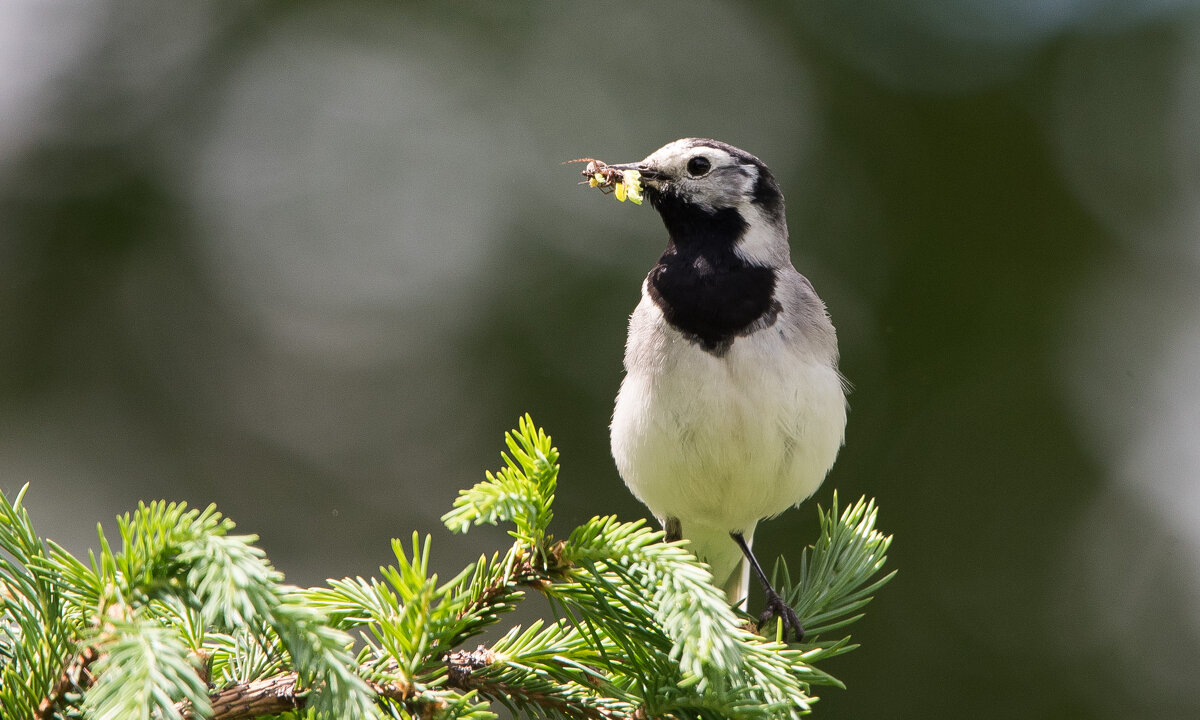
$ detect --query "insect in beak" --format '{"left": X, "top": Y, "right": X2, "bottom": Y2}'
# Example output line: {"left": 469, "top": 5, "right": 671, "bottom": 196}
{"left": 565, "top": 158, "right": 647, "bottom": 204}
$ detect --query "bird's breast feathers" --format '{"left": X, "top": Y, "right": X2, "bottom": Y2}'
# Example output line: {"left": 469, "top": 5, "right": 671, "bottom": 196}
{"left": 610, "top": 292, "right": 847, "bottom": 534}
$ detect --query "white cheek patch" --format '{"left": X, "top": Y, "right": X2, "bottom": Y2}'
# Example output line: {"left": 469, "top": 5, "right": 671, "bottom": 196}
{"left": 733, "top": 204, "right": 790, "bottom": 268}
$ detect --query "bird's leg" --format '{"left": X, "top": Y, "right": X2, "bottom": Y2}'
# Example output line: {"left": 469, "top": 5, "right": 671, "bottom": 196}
{"left": 730, "top": 531, "right": 804, "bottom": 642}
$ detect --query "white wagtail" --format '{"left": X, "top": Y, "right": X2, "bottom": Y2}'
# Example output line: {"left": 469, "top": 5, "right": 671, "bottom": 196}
{"left": 593, "top": 138, "right": 847, "bottom": 640}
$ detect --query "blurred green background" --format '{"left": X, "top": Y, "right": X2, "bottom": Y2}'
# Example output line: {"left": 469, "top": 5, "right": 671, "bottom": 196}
{"left": 3, "top": 1, "right": 1199, "bottom": 717}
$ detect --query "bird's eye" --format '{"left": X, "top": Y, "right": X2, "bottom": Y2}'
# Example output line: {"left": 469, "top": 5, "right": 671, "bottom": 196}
{"left": 686, "top": 156, "right": 711, "bottom": 177}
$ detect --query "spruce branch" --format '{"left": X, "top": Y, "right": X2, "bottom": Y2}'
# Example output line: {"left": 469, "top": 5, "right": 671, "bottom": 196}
{"left": 6, "top": 497, "right": 377, "bottom": 720}
{"left": 1, "top": 414, "right": 893, "bottom": 720}
{"left": 0, "top": 486, "right": 78, "bottom": 720}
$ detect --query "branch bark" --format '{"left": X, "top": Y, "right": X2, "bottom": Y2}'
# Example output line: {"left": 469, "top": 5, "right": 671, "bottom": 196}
{"left": 182, "top": 674, "right": 412, "bottom": 720}
{"left": 201, "top": 674, "right": 303, "bottom": 720}
{"left": 36, "top": 645, "right": 99, "bottom": 720}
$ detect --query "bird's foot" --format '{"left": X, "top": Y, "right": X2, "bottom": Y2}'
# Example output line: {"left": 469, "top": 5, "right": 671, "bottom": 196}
{"left": 757, "top": 588, "right": 804, "bottom": 643}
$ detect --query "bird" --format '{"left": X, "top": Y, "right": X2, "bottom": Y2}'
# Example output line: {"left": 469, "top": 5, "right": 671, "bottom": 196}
{"left": 602, "top": 138, "right": 847, "bottom": 640}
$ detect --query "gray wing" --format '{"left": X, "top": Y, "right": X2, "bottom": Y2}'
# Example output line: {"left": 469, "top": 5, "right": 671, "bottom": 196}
{"left": 772, "top": 267, "right": 840, "bottom": 368}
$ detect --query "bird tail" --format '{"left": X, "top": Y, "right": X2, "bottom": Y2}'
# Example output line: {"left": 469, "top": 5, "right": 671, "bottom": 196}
{"left": 723, "top": 555, "right": 751, "bottom": 609}
{"left": 721, "top": 528, "right": 754, "bottom": 609}
{"left": 682, "top": 523, "right": 755, "bottom": 609}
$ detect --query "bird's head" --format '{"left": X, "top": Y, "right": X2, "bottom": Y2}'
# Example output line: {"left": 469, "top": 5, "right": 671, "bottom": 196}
{"left": 609, "top": 138, "right": 789, "bottom": 265}
{"left": 613, "top": 138, "right": 781, "bottom": 213}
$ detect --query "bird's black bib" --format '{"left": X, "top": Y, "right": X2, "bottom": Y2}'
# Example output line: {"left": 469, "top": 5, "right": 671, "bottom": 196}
{"left": 645, "top": 200, "right": 780, "bottom": 356}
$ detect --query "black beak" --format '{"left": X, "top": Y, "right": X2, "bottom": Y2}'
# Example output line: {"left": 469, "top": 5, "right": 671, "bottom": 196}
{"left": 610, "top": 162, "right": 661, "bottom": 182}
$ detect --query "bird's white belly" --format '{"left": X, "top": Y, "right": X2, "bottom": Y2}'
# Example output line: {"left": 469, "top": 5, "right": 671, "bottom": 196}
{"left": 610, "top": 322, "right": 846, "bottom": 537}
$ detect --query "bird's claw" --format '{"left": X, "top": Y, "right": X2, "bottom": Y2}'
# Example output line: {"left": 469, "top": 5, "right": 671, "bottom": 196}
{"left": 757, "top": 589, "right": 804, "bottom": 643}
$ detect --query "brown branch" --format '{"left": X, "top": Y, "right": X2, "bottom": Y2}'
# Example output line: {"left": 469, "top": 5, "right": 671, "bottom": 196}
{"left": 444, "top": 645, "right": 497, "bottom": 687}
{"left": 36, "top": 645, "right": 100, "bottom": 720}
{"left": 180, "top": 674, "right": 412, "bottom": 720}
{"left": 201, "top": 673, "right": 304, "bottom": 720}
{"left": 455, "top": 542, "right": 568, "bottom": 620}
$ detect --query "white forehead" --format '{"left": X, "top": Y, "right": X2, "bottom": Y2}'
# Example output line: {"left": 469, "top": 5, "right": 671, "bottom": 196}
{"left": 642, "top": 138, "right": 739, "bottom": 168}
{"left": 638, "top": 138, "right": 764, "bottom": 215}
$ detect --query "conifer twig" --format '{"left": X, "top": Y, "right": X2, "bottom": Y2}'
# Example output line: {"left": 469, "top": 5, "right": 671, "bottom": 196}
{"left": 177, "top": 673, "right": 414, "bottom": 720}
{"left": 35, "top": 645, "right": 99, "bottom": 720}
{"left": 193, "top": 674, "right": 302, "bottom": 720}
